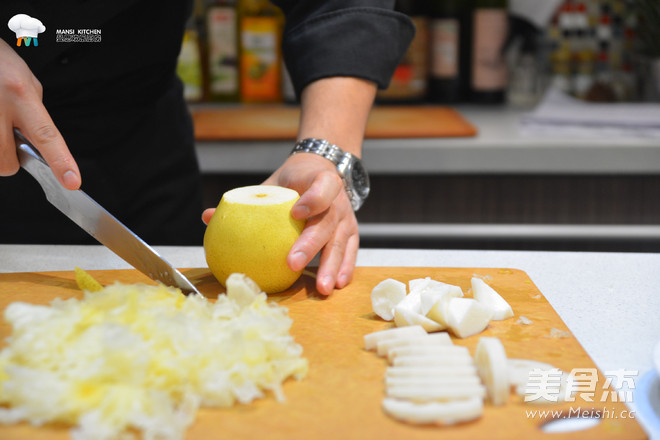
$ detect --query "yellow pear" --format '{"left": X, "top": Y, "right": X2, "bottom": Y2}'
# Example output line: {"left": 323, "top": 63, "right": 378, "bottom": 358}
{"left": 204, "top": 185, "right": 306, "bottom": 293}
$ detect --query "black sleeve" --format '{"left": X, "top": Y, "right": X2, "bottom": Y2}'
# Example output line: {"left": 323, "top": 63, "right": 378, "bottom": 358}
{"left": 271, "top": 0, "right": 415, "bottom": 97}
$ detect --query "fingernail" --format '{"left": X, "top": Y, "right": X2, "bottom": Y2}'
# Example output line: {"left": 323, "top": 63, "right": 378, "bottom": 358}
{"left": 293, "top": 204, "right": 310, "bottom": 218}
{"left": 321, "top": 275, "right": 334, "bottom": 291}
{"left": 337, "top": 273, "right": 348, "bottom": 287}
{"left": 290, "top": 251, "right": 307, "bottom": 270}
{"left": 62, "top": 170, "right": 78, "bottom": 188}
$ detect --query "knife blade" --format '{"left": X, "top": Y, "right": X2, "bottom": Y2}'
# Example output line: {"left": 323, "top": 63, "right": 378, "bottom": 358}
{"left": 14, "top": 128, "right": 200, "bottom": 295}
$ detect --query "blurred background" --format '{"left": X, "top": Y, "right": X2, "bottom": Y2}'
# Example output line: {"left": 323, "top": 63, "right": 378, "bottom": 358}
{"left": 179, "top": 0, "right": 660, "bottom": 253}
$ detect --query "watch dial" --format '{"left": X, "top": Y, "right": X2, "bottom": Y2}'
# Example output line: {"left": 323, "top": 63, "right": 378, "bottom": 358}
{"left": 351, "top": 161, "right": 370, "bottom": 199}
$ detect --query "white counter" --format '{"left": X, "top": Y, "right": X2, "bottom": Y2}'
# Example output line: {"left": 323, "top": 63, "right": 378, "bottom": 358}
{"left": 195, "top": 106, "right": 660, "bottom": 175}
{"left": 1, "top": 245, "right": 658, "bottom": 438}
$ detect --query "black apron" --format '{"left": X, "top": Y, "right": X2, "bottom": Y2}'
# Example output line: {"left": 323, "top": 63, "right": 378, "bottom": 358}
{"left": 1, "top": 0, "right": 205, "bottom": 245}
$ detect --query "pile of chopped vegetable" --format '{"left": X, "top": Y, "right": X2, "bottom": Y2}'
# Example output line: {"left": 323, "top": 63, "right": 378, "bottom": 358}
{"left": 0, "top": 273, "right": 307, "bottom": 440}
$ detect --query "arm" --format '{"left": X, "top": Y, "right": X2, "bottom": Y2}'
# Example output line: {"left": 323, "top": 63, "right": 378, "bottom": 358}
{"left": 0, "top": 39, "right": 80, "bottom": 189}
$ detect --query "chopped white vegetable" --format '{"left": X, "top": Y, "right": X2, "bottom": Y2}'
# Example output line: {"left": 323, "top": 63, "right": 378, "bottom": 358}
{"left": 385, "top": 365, "right": 478, "bottom": 378}
{"left": 474, "top": 337, "right": 510, "bottom": 406}
{"left": 445, "top": 298, "right": 493, "bottom": 339}
{"left": 392, "top": 355, "right": 475, "bottom": 368}
{"left": 393, "top": 305, "right": 444, "bottom": 332}
{"left": 225, "top": 273, "right": 264, "bottom": 308}
{"left": 471, "top": 277, "right": 514, "bottom": 321}
{"left": 386, "top": 384, "right": 486, "bottom": 402}
{"left": 385, "top": 375, "right": 481, "bottom": 389}
{"left": 363, "top": 325, "right": 426, "bottom": 351}
{"left": 376, "top": 332, "right": 452, "bottom": 357}
{"left": 370, "top": 278, "right": 407, "bottom": 321}
{"left": 516, "top": 316, "right": 533, "bottom": 325}
{"left": 382, "top": 397, "right": 483, "bottom": 425}
{"left": 387, "top": 345, "right": 470, "bottom": 363}
{"left": 0, "top": 279, "right": 307, "bottom": 440}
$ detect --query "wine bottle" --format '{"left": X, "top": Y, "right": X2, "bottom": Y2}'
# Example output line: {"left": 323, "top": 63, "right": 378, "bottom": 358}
{"left": 428, "top": 0, "right": 471, "bottom": 103}
{"left": 470, "top": 0, "right": 509, "bottom": 104}
{"left": 205, "top": 0, "right": 240, "bottom": 102}
{"left": 177, "top": 15, "right": 204, "bottom": 102}
{"left": 376, "top": 0, "right": 429, "bottom": 103}
{"left": 237, "top": 0, "right": 284, "bottom": 103}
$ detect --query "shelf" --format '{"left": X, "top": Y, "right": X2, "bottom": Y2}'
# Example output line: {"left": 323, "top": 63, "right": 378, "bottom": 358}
{"left": 194, "top": 105, "right": 660, "bottom": 175}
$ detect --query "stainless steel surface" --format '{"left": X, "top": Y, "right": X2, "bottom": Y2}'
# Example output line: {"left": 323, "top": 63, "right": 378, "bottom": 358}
{"left": 14, "top": 128, "right": 199, "bottom": 294}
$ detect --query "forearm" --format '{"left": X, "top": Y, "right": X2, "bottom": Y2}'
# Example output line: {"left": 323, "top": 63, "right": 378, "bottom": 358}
{"left": 297, "top": 76, "right": 377, "bottom": 157}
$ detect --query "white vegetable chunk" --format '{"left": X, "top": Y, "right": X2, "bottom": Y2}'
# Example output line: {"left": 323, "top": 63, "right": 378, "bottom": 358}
{"left": 392, "top": 355, "right": 475, "bottom": 367}
{"left": 385, "top": 375, "right": 481, "bottom": 389}
{"left": 387, "top": 345, "right": 470, "bottom": 363}
{"left": 225, "top": 273, "right": 263, "bottom": 308}
{"left": 471, "top": 277, "right": 514, "bottom": 321}
{"left": 393, "top": 305, "right": 444, "bottom": 332}
{"left": 363, "top": 325, "right": 426, "bottom": 351}
{"left": 386, "top": 365, "right": 478, "bottom": 378}
{"left": 474, "top": 337, "right": 510, "bottom": 406}
{"left": 376, "top": 332, "right": 452, "bottom": 358}
{"left": 421, "top": 287, "right": 464, "bottom": 328}
{"left": 370, "top": 278, "right": 407, "bottom": 321}
{"left": 386, "top": 384, "right": 486, "bottom": 401}
{"left": 409, "top": 278, "right": 463, "bottom": 298}
{"left": 445, "top": 298, "right": 493, "bottom": 338}
{"left": 382, "top": 397, "right": 484, "bottom": 425}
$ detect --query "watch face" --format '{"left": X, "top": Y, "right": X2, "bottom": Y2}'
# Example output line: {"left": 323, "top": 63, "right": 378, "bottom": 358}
{"left": 350, "top": 160, "right": 370, "bottom": 199}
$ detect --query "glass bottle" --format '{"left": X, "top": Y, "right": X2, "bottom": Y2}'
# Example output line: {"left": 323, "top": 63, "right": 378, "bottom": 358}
{"left": 428, "top": 0, "right": 471, "bottom": 103}
{"left": 237, "top": 0, "right": 284, "bottom": 103}
{"left": 205, "top": 0, "right": 240, "bottom": 102}
{"left": 470, "top": 0, "right": 509, "bottom": 104}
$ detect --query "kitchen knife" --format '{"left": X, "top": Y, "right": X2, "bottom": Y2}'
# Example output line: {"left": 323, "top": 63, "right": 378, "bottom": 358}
{"left": 14, "top": 128, "right": 200, "bottom": 295}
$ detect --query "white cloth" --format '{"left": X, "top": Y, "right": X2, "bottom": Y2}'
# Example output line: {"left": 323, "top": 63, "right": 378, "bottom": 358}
{"left": 519, "top": 87, "right": 660, "bottom": 139}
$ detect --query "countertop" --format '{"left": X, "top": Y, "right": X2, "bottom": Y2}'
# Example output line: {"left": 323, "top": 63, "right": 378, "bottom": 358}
{"left": 1, "top": 245, "right": 658, "bottom": 438}
{"left": 194, "top": 106, "right": 660, "bottom": 175}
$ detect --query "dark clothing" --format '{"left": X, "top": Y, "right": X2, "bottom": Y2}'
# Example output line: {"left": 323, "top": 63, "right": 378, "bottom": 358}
{"left": 0, "top": 1, "right": 414, "bottom": 245}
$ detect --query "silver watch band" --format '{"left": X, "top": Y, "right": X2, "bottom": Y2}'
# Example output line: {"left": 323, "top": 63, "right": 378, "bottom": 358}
{"left": 291, "top": 138, "right": 343, "bottom": 163}
{"left": 290, "top": 138, "right": 368, "bottom": 211}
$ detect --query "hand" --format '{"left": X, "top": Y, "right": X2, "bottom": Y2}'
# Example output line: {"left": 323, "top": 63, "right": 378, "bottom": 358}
{"left": 202, "top": 153, "right": 359, "bottom": 296}
{"left": 0, "top": 40, "right": 80, "bottom": 189}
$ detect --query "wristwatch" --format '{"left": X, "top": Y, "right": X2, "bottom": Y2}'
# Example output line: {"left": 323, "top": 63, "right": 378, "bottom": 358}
{"left": 290, "top": 138, "right": 370, "bottom": 211}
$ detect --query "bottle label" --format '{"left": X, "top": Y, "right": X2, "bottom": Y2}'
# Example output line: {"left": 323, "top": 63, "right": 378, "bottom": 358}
{"left": 430, "top": 18, "right": 459, "bottom": 78}
{"left": 472, "top": 9, "right": 508, "bottom": 91}
{"left": 207, "top": 7, "right": 238, "bottom": 95}
{"left": 176, "top": 29, "right": 203, "bottom": 101}
{"left": 240, "top": 16, "right": 281, "bottom": 102}
{"left": 378, "top": 16, "right": 428, "bottom": 100}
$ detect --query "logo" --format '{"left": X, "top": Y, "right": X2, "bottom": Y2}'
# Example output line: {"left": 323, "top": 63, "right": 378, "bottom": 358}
{"left": 7, "top": 14, "right": 45, "bottom": 47}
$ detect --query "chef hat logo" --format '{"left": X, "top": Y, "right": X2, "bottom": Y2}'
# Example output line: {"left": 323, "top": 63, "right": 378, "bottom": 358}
{"left": 7, "top": 14, "right": 46, "bottom": 46}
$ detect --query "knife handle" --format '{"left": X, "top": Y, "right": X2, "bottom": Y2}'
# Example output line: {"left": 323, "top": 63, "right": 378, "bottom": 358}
{"left": 14, "top": 128, "right": 48, "bottom": 164}
{"left": 14, "top": 128, "right": 63, "bottom": 193}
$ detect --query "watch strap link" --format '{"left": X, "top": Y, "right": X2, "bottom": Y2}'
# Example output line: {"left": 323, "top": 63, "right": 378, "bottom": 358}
{"left": 290, "top": 138, "right": 366, "bottom": 211}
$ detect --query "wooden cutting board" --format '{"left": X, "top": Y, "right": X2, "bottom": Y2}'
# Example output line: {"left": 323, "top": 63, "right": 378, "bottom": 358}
{"left": 0, "top": 267, "right": 645, "bottom": 440}
{"left": 191, "top": 105, "right": 478, "bottom": 141}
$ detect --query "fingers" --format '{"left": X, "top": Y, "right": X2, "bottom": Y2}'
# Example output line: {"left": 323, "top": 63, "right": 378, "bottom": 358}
{"left": 266, "top": 153, "right": 360, "bottom": 294}
{"left": 201, "top": 208, "right": 215, "bottom": 225}
{"left": 291, "top": 170, "right": 342, "bottom": 220}
{"left": 288, "top": 202, "right": 339, "bottom": 273}
{"left": 287, "top": 191, "right": 358, "bottom": 295}
{"left": 0, "top": 40, "right": 80, "bottom": 189}
{"left": 315, "top": 217, "right": 359, "bottom": 295}
{"left": 0, "top": 123, "right": 19, "bottom": 176}
{"left": 15, "top": 102, "right": 80, "bottom": 190}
